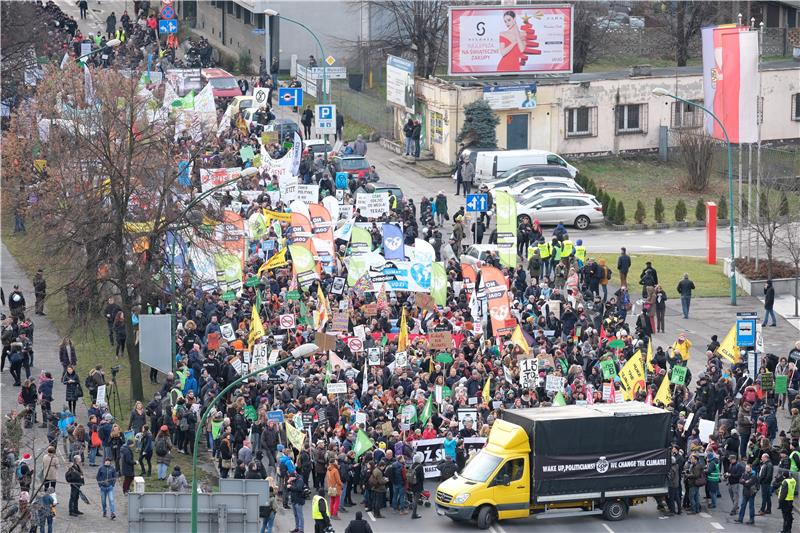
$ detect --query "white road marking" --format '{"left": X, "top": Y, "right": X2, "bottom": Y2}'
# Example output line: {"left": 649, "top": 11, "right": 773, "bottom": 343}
{"left": 640, "top": 245, "right": 667, "bottom": 249}
{"left": 494, "top": 523, "right": 508, "bottom": 533}
{"left": 602, "top": 524, "right": 616, "bottom": 533}
{"left": 699, "top": 512, "right": 712, "bottom": 518}
{"left": 710, "top": 522, "right": 724, "bottom": 530}
{"left": 367, "top": 511, "right": 376, "bottom": 522}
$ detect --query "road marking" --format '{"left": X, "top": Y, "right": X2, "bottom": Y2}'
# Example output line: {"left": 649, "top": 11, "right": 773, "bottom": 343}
{"left": 710, "top": 522, "right": 724, "bottom": 530}
{"left": 367, "top": 511, "right": 376, "bottom": 522}
{"left": 640, "top": 245, "right": 666, "bottom": 249}
{"left": 602, "top": 524, "right": 616, "bottom": 533}
{"left": 699, "top": 512, "right": 712, "bottom": 518}
{"left": 494, "top": 523, "right": 508, "bottom": 533}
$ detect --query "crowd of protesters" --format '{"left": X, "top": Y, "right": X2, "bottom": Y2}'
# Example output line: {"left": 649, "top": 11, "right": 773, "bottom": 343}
{"left": 2, "top": 3, "right": 800, "bottom": 533}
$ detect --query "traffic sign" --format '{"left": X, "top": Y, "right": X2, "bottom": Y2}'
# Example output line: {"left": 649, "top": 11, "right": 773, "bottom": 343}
{"left": 267, "top": 410, "right": 284, "bottom": 423}
{"left": 311, "top": 67, "right": 347, "bottom": 80}
{"left": 315, "top": 104, "right": 336, "bottom": 134}
{"left": 159, "top": 5, "right": 175, "bottom": 19}
{"left": 326, "top": 55, "right": 336, "bottom": 66}
{"left": 253, "top": 87, "right": 270, "bottom": 106}
{"left": 279, "top": 313, "right": 296, "bottom": 329}
{"left": 736, "top": 312, "right": 757, "bottom": 347}
{"left": 466, "top": 194, "right": 488, "bottom": 212}
{"left": 278, "top": 87, "right": 302, "bottom": 107}
{"left": 158, "top": 19, "right": 178, "bottom": 34}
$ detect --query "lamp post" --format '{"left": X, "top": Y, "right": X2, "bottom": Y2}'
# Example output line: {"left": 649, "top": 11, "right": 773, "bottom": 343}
{"left": 652, "top": 87, "right": 737, "bottom": 305}
{"left": 190, "top": 343, "right": 316, "bottom": 533}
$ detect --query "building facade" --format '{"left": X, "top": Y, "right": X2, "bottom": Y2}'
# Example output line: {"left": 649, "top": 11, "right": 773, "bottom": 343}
{"left": 398, "top": 62, "right": 800, "bottom": 166}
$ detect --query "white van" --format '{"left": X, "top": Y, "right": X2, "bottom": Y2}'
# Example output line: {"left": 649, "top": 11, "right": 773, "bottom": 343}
{"left": 475, "top": 149, "right": 577, "bottom": 182}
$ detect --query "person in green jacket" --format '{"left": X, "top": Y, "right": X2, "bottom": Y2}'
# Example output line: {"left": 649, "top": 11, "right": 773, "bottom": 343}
{"left": 706, "top": 451, "right": 721, "bottom": 509}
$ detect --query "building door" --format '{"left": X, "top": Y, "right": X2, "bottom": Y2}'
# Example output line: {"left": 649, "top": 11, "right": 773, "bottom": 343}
{"left": 506, "top": 114, "right": 528, "bottom": 150}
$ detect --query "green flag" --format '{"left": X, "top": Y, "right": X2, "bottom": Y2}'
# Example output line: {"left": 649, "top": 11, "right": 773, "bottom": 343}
{"left": 553, "top": 392, "right": 567, "bottom": 407}
{"left": 420, "top": 394, "right": 434, "bottom": 425}
{"left": 353, "top": 429, "right": 374, "bottom": 459}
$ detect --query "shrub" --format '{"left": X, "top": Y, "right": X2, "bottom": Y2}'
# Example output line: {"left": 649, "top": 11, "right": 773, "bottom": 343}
{"left": 759, "top": 190, "right": 768, "bottom": 219}
{"left": 606, "top": 198, "right": 617, "bottom": 224}
{"left": 779, "top": 191, "right": 789, "bottom": 216}
{"left": 634, "top": 200, "right": 646, "bottom": 224}
{"left": 717, "top": 194, "right": 727, "bottom": 219}
{"left": 695, "top": 199, "right": 706, "bottom": 221}
{"left": 654, "top": 198, "right": 665, "bottom": 223}
{"left": 674, "top": 199, "right": 687, "bottom": 222}
{"left": 586, "top": 180, "right": 597, "bottom": 196}
{"left": 615, "top": 202, "right": 626, "bottom": 225}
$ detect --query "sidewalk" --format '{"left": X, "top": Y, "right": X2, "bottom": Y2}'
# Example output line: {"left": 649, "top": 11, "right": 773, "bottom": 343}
{"left": 1, "top": 242, "right": 126, "bottom": 532}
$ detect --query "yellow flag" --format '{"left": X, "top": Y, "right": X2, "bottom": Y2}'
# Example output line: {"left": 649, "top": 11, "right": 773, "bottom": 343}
{"left": 619, "top": 350, "right": 646, "bottom": 400}
{"left": 654, "top": 375, "right": 672, "bottom": 407}
{"left": 248, "top": 300, "right": 265, "bottom": 349}
{"left": 510, "top": 325, "right": 530, "bottom": 355}
{"left": 716, "top": 325, "right": 741, "bottom": 364}
{"left": 315, "top": 283, "right": 330, "bottom": 331}
{"left": 258, "top": 248, "right": 288, "bottom": 276}
{"left": 263, "top": 209, "right": 292, "bottom": 225}
{"left": 646, "top": 341, "right": 654, "bottom": 372}
{"left": 482, "top": 376, "right": 492, "bottom": 404}
{"left": 285, "top": 420, "right": 306, "bottom": 451}
{"left": 398, "top": 308, "right": 409, "bottom": 352}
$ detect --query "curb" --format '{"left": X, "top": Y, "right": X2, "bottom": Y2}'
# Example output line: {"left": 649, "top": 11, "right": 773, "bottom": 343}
{"left": 602, "top": 220, "right": 728, "bottom": 231}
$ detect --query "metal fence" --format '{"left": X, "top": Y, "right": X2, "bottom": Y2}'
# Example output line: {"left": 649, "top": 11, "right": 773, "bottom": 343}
{"left": 330, "top": 82, "right": 394, "bottom": 139}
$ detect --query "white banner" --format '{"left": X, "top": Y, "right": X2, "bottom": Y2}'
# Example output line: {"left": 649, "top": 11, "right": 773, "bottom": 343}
{"left": 296, "top": 184, "right": 320, "bottom": 204}
{"left": 200, "top": 167, "right": 242, "bottom": 193}
{"left": 356, "top": 192, "right": 390, "bottom": 219}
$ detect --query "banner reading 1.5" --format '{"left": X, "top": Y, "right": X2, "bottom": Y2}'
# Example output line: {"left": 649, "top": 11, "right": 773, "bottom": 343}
{"left": 449, "top": 4, "right": 573, "bottom": 76}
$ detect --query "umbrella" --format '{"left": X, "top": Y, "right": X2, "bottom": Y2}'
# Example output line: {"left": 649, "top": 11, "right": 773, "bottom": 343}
{"left": 78, "top": 488, "right": 90, "bottom": 505}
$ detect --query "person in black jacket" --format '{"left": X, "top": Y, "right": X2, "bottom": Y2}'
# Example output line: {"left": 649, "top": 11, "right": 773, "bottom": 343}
{"left": 409, "top": 453, "right": 425, "bottom": 519}
{"left": 345, "top": 511, "right": 374, "bottom": 533}
{"left": 762, "top": 280, "right": 776, "bottom": 327}
{"left": 120, "top": 439, "right": 136, "bottom": 494}
{"left": 617, "top": 247, "right": 631, "bottom": 288}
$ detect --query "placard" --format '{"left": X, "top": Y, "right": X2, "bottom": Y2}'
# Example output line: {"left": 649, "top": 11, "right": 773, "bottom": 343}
{"left": 429, "top": 331, "right": 453, "bottom": 351}
{"left": 363, "top": 303, "right": 378, "bottom": 317}
{"left": 251, "top": 343, "right": 269, "bottom": 368}
{"left": 367, "top": 347, "right": 382, "bottom": 366}
{"left": 760, "top": 371, "right": 774, "bottom": 391}
{"left": 670, "top": 365, "right": 687, "bottom": 385}
{"left": 600, "top": 359, "right": 617, "bottom": 380}
{"left": 545, "top": 375, "right": 565, "bottom": 393}
{"left": 602, "top": 383, "right": 613, "bottom": 401}
{"left": 96, "top": 385, "right": 107, "bottom": 406}
{"left": 279, "top": 314, "right": 296, "bottom": 330}
{"left": 296, "top": 184, "right": 320, "bottom": 203}
{"left": 547, "top": 300, "right": 561, "bottom": 319}
{"left": 353, "top": 325, "right": 366, "bottom": 341}
{"left": 330, "top": 311, "right": 349, "bottom": 332}
{"left": 355, "top": 411, "right": 367, "bottom": 425}
{"left": 347, "top": 337, "right": 364, "bottom": 352}
{"left": 326, "top": 382, "right": 347, "bottom": 394}
{"left": 775, "top": 375, "right": 788, "bottom": 394}
{"left": 697, "top": 419, "right": 715, "bottom": 443}
{"left": 314, "top": 332, "right": 337, "bottom": 353}
{"left": 394, "top": 351, "right": 408, "bottom": 368}
{"left": 355, "top": 192, "right": 390, "bottom": 218}
{"left": 415, "top": 293, "right": 437, "bottom": 312}
{"left": 220, "top": 323, "right": 235, "bottom": 341}
{"left": 330, "top": 277, "right": 346, "bottom": 295}
{"left": 519, "top": 357, "right": 539, "bottom": 388}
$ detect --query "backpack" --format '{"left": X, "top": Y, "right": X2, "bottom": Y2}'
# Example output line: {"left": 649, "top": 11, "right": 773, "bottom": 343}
{"left": 408, "top": 465, "right": 418, "bottom": 485}
{"left": 155, "top": 438, "right": 168, "bottom": 456}
{"left": 16, "top": 463, "right": 26, "bottom": 480}
{"left": 85, "top": 374, "right": 96, "bottom": 391}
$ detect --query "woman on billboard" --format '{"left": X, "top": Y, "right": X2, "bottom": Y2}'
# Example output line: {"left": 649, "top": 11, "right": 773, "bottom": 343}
{"left": 498, "top": 10, "right": 525, "bottom": 71}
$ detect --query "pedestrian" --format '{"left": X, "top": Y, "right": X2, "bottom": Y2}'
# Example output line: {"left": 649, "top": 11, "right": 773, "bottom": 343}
{"left": 336, "top": 110, "right": 345, "bottom": 141}
{"left": 167, "top": 465, "right": 189, "bottom": 492}
{"left": 344, "top": 510, "right": 373, "bottom": 533}
{"left": 409, "top": 452, "right": 424, "bottom": 519}
{"left": 103, "top": 297, "right": 120, "bottom": 346}
{"left": 154, "top": 425, "right": 172, "bottom": 480}
{"left": 667, "top": 445, "right": 683, "bottom": 514}
{"left": 434, "top": 191, "right": 448, "bottom": 227}
{"left": 706, "top": 451, "right": 720, "bottom": 509}
{"left": 78, "top": 0, "right": 88, "bottom": 19}
{"left": 736, "top": 463, "right": 758, "bottom": 524}
{"left": 676, "top": 273, "right": 695, "bottom": 319}
{"left": 139, "top": 425, "right": 153, "bottom": 477}
{"left": 368, "top": 460, "right": 388, "bottom": 518}
{"left": 617, "top": 247, "right": 631, "bottom": 288}
{"left": 726, "top": 454, "right": 744, "bottom": 516}
{"left": 65, "top": 454, "right": 85, "bottom": 517}
{"left": 312, "top": 487, "right": 331, "bottom": 533}
{"left": 776, "top": 471, "right": 795, "bottom": 533}
{"left": 461, "top": 155, "right": 474, "bottom": 195}
{"left": 757, "top": 452, "right": 773, "bottom": 515}
{"left": 58, "top": 337, "right": 77, "bottom": 377}
{"left": 120, "top": 438, "right": 136, "bottom": 494}
{"left": 411, "top": 120, "right": 421, "bottom": 158}
{"left": 762, "top": 280, "right": 777, "bottom": 326}
{"left": 106, "top": 12, "right": 116, "bottom": 39}
{"left": 97, "top": 455, "right": 117, "bottom": 519}
{"left": 35, "top": 488, "right": 56, "bottom": 533}
{"left": 61, "top": 365, "right": 82, "bottom": 414}
{"left": 326, "top": 457, "right": 343, "bottom": 519}
{"left": 654, "top": 285, "right": 668, "bottom": 333}
{"left": 301, "top": 106, "right": 314, "bottom": 139}
{"left": 41, "top": 445, "right": 59, "bottom": 492}
{"left": 289, "top": 471, "right": 308, "bottom": 533}
{"left": 260, "top": 477, "right": 279, "bottom": 533}
{"left": 8, "top": 285, "right": 26, "bottom": 319}
{"left": 685, "top": 453, "right": 704, "bottom": 514}
{"left": 32, "top": 269, "right": 46, "bottom": 315}
{"left": 403, "top": 118, "right": 414, "bottom": 156}
{"left": 113, "top": 311, "right": 126, "bottom": 358}
{"left": 353, "top": 134, "right": 367, "bottom": 156}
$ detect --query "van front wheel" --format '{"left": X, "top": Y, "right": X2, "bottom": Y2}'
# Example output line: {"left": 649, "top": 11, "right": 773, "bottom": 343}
{"left": 476, "top": 505, "right": 497, "bottom": 530}
{"left": 602, "top": 499, "right": 628, "bottom": 521}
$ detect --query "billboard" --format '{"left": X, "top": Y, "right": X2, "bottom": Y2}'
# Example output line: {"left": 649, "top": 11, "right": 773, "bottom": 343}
{"left": 701, "top": 25, "right": 759, "bottom": 144}
{"left": 449, "top": 5, "right": 573, "bottom": 76}
{"left": 386, "top": 55, "right": 415, "bottom": 113}
{"left": 483, "top": 82, "right": 537, "bottom": 110}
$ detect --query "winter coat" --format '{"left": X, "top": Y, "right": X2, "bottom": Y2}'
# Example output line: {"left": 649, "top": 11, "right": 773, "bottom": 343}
{"left": 42, "top": 452, "right": 59, "bottom": 482}
{"left": 59, "top": 344, "right": 77, "bottom": 368}
{"left": 120, "top": 444, "right": 136, "bottom": 477}
{"left": 326, "top": 463, "right": 343, "bottom": 493}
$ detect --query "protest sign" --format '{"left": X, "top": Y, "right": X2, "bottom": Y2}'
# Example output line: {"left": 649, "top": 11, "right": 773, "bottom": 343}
{"left": 775, "top": 375, "right": 788, "bottom": 394}
{"left": 326, "top": 382, "right": 347, "bottom": 394}
{"left": 600, "top": 359, "right": 617, "bottom": 380}
{"left": 353, "top": 325, "right": 366, "bottom": 340}
{"left": 413, "top": 437, "right": 487, "bottom": 478}
{"left": 363, "top": 303, "right": 378, "bottom": 317}
{"left": 355, "top": 411, "right": 368, "bottom": 425}
{"left": 330, "top": 311, "right": 349, "bottom": 333}
{"left": 96, "top": 385, "right": 107, "bottom": 406}
{"left": 330, "top": 277, "right": 346, "bottom": 295}
{"left": 251, "top": 343, "right": 269, "bottom": 367}
{"left": 670, "top": 365, "right": 687, "bottom": 385}
{"left": 355, "top": 192, "right": 390, "bottom": 218}
{"left": 519, "top": 357, "right": 539, "bottom": 388}
{"left": 394, "top": 351, "right": 408, "bottom": 368}
{"left": 545, "top": 375, "right": 565, "bottom": 393}
{"left": 760, "top": 371, "right": 774, "bottom": 391}
{"left": 279, "top": 314, "right": 296, "bottom": 330}
{"left": 220, "top": 323, "right": 235, "bottom": 341}
{"left": 296, "top": 184, "right": 320, "bottom": 203}
{"left": 367, "top": 347, "right": 382, "bottom": 366}
{"left": 697, "top": 419, "right": 715, "bottom": 443}
{"left": 429, "top": 331, "right": 453, "bottom": 351}
{"left": 314, "top": 332, "right": 337, "bottom": 352}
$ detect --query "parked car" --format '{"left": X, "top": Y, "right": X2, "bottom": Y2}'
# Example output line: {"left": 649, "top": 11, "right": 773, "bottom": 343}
{"left": 518, "top": 192, "right": 603, "bottom": 230}
{"left": 358, "top": 182, "right": 404, "bottom": 204}
{"left": 333, "top": 155, "right": 372, "bottom": 180}
{"left": 303, "top": 138, "right": 333, "bottom": 158}
{"left": 513, "top": 179, "right": 584, "bottom": 200}
{"left": 486, "top": 167, "right": 574, "bottom": 192}
{"left": 201, "top": 68, "right": 242, "bottom": 98}
{"left": 229, "top": 95, "right": 256, "bottom": 116}
{"left": 496, "top": 164, "right": 574, "bottom": 181}
{"left": 516, "top": 187, "right": 589, "bottom": 206}
{"left": 475, "top": 149, "right": 578, "bottom": 182}
{"left": 460, "top": 244, "right": 498, "bottom": 269}
{"left": 263, "top": 118, "right": 301, "bottom": 142}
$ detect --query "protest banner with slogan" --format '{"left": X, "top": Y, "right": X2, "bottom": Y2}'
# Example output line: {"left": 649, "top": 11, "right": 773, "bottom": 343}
{"left": 355, "top": 192, "right": 390, "bottom": 218}
{"left": 481, "top": 266, "right": 513, "bottom": 336}
{"left": 326, "top": 382, "right": 347, "bottom": 394}
{"left": 330, "top": 311, "right": 349, "bottom": 332}
{"left": 429, "top": 331, "right": 453, "bottom": 351}
{"left": 296, "top": 184, "right": 320, "bottom": 204}
{"left": 200, "top": 167, "right": 241, "bottom": 193}
{"left": 670, "top": 365, "right": 687, "bottom": 385}
{"left": 414, "top": 437, "right": 487, "bottom": 478}
{"left": 519, "top": 357, "right": 539, "bottom": 389}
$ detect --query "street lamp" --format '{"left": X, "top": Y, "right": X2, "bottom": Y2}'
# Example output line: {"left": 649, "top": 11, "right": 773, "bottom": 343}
{"left": 652, "top": 87, "right": 737, "bottom": 305}
{"left": 76, "top": 38, "right": 121, "bottom": 63}
{"left": 190, "top": 344, "right": 316, "bottom": 532}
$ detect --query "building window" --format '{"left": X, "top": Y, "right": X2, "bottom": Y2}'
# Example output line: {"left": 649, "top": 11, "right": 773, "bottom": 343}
{"left": 235, "top": 4, "right": 242, "bottom": 19}
{"left": 565, "top": 107, "right": 596, "bottom": 138}
{"left": 671, "top": 100, "right": 703, "bottom": 129}
{"left": 256, "top": 13, "right": 265, "bottom": 29}
{"left": 226, "top": 1, "right": 233, "bottom": 15}
{"left": 615, "top": 103, "right": 647, "bottom": 134}
{"left": 792, "top": 93, "right": 800, "bottom": 121}
{"left": 244, "top": 9, "right": 251, "bottom": 25}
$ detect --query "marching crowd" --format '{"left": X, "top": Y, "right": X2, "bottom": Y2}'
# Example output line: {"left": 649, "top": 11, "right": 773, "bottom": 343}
{"left": 2, "top": 3, "right": 799, "bottom": 533}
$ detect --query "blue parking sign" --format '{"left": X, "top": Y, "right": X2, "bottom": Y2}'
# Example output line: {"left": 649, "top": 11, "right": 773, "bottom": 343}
{"left": 315, "top": 104, "right": 336, "bottom": 134}
{"left": 466, "top": 194, "right": 488, "bottom": 212}
{"left": 278, "top": 87, "right": 302, "bottom": 107}
{"left": 158, "top": 19, "right": 178, "bottom": 34}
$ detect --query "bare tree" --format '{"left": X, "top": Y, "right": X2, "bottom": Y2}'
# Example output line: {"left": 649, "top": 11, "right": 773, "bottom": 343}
{"left": 650, "top": 1, "right": 720, "bottom": 66}
{"left": 366, "top": 1, "right": 450, "bottom": 78}
{"left": 747, "top": 178, "right": 794, "bottom": 280}
{"left": 776, "top": 215, "right": 800, "bottom": 318}
{"left": 1, "top": 2, "right": 56, "bottom": 108}
{"left": 571, "top": 3, "right": 611, "bottom": 73}
{"left": 2, "top": 65, "right": 221, "bottom": 401}
{"left": 676, "top": 131, "right": 716, "bottom": 192}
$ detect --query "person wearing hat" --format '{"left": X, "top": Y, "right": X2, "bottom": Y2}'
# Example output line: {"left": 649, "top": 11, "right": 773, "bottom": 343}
{"left": 409, "top": 452, "right": 425, "bottom": 519}
{"left": 725, "top": 454, "right": 745, "bottom": 516}
{"left": 96, "top": 455, "right": 117, "bottom": 519}
{"left": 8, "top": 285, "right": 25, "bottom": 319}
{"left": 343, "top": 510, "right": 373, "bottom": 533}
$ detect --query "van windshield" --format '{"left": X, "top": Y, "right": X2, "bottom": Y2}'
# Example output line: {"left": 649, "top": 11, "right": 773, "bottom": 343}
{"left": 460, "top": 451, "right": 502, "bottom": 482}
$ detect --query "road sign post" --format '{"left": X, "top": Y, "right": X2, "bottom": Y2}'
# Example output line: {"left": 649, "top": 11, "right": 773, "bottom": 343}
{"left": 736, "top": 312, "right": 757, "bottom": 347}
{"left": 278, "top": 87, "right": 303, "bottom": 107}
{"left": 158, "top": 19, "right": 178, "bottom": 34}
{"left": 466, "top": 194, "right": 488, "bottom": 213}
{"left": 315, "top": 104, "right": 336, "bottom": 134}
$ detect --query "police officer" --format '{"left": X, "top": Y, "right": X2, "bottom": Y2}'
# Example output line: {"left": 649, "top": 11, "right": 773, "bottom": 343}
{"left": 537, "top": 238, "right": 552, "bottom": 280}
{"left": 312, "top": 487, "right": 331, "bottom": 533}
{"left": 574, "top": 239, "right": 587, "bottom": 269}
{"left": 776, "top": 471, "right": 795, "bottom": 533}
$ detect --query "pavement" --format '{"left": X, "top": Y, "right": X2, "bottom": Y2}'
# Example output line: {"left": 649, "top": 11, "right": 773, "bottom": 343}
{"left": 1, "top": 243, "right": 123, "bottom": 531}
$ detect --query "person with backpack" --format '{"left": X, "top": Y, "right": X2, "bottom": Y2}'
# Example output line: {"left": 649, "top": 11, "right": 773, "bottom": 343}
{"left": 65, "top": 455, "right": 85, "bottom": 516}
{"left": 16, "top": 453, "right": 33, "bottom": 493}
{"left": 96, "top": 456, "right": 117, "bottom": 519}
{"left": 154, "top": 425, "right": 172, "bottom": 480}
{"left": 260, "top": 477, "right": 279, "bottom": 533}
{"left": 409, "top": 452, "right": 425, "bottom": 519}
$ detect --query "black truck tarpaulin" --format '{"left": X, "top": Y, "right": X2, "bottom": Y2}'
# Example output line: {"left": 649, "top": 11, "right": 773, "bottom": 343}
{"left": 535, "top": 448, "right": 670, "bottom": 480}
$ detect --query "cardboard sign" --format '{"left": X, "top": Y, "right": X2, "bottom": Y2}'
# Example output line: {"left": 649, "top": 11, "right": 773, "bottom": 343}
{"left": 314, "top": 332, "right": 337, "bottom": 353}
{"left": 279, "top": 314, "right": 296, "bottom": 330}
{"left": 363, "top": 303, "right": 378, "bottom": 317}
{"left": 251, "top": 343, "right": 269, "bottom": 367}
{"left": 602, "top": 383, "right": 613, "bottom": 401}
{"left": 519, "top": 357, "right": 539, "bottom": 389}
{"left": 429, "top": 331, "right": 453, "bottom": 351}
{"left": 415, "top": 293, "right": 437, "bottom": 312}
{"left": 547, "top": 300, "right": 561, "bottom": 319}
{"left": 353, "top": 325, "right": 367, "bottom": 341}
{"left": 670, "top": 365, "right": 687, "bottom": 385}
{"left": 382, "top": 421, "right": 394, "bottom": 436}
{"left": 326, "top": 382, "right": 347, "bottom": 394}
{"left": 331, "top": 311, "right": 349, "bottom": 332}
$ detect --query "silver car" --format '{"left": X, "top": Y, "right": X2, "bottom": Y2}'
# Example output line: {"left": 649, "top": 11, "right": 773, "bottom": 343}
{"left": 518, "top": 193, "right": 604, "bottom": 230}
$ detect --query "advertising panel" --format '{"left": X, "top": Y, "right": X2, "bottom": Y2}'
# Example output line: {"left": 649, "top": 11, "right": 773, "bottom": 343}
{"left": 386, "top": 55, "right": 416, "bottom": 113}
{"left": 449, "top": 5, "right": 573, "bottom": 75}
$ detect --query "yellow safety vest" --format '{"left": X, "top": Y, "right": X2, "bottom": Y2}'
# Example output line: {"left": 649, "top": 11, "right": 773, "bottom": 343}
{"left": 312, "top": 494, "right": 328, "bottom": 519}
{"left": 784, "top": 477, "right": 796, "bottom": 501}
{"left": 538, "top": 242, "right": 551, "bottom": 259}
{"left": 561, "top": 240, "right": 573, "bottom": 257}
{"left": 552, "top": 244, "right": 562, "bottom": 261}
{"left": 575, "top": 245, "right": 586, "bottom": 263}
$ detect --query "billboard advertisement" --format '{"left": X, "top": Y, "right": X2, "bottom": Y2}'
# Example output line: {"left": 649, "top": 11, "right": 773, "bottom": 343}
{"left": 483, "top": 82, "right": 537, "bottom": 110}
{"left": 449, "top": 5, "right": 573, "bottom": 76}
{"left": 386, "top": 55, "right": 415, "bottom": 113}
